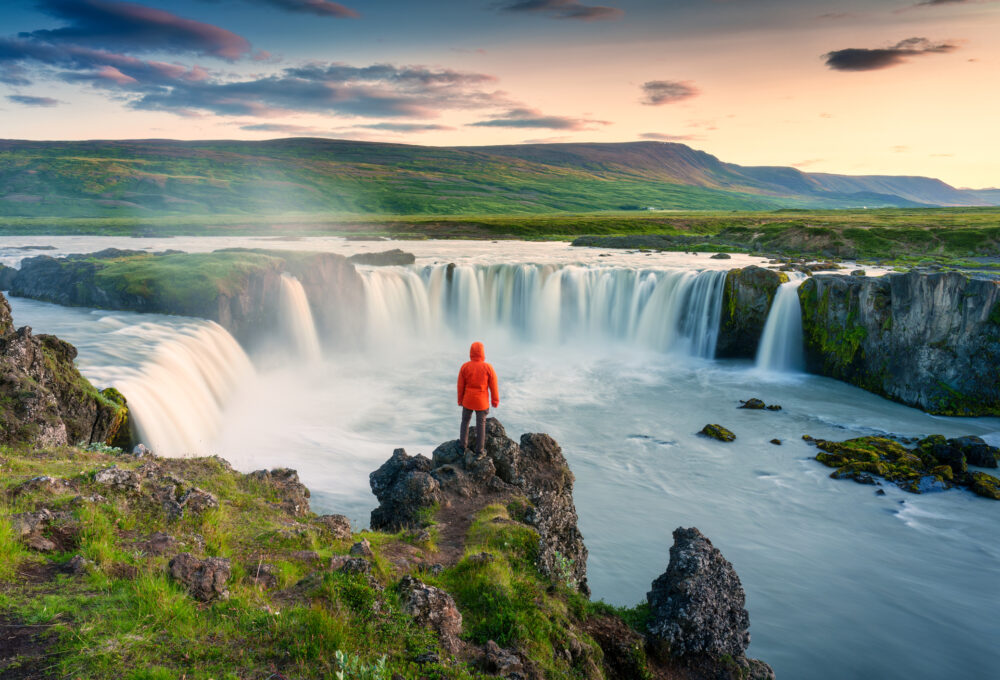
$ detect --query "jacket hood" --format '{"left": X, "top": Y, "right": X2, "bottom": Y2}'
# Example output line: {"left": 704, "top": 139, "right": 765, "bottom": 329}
{"left": 469, "top": 341, "right": 485, "bottom": 361}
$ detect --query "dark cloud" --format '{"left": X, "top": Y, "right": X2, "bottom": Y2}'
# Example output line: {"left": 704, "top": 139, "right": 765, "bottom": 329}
{"left": 640, "top": 80, "right": 699, "bottom": 105}
{"left": 24, "top": 0, "right": 251, "bottom": 59}
{"left": 245, "top": 0, "right": 359, "bottom": 18}
{"left": 824, "top": 37, "right": 958, "bottom": 71}
{"left": 639, "top": 132, "right": 695, "bottom": 141}
{"left": 469, "top": 107, "right": 609, "bottom": 130}
{"left": 498, "top": 0, "right": 623, "bottom": 21}
{"left": 6, "top": 94, "right": 61, "bottom": 106}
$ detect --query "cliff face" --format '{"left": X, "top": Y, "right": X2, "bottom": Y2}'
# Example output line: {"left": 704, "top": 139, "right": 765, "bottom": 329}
{"left": 0, "top": 291, "right": 130, "bottom": 447}
{"left": 3, "top": 249, "right": 365, "bottom": 349}
{"left": 716, "top": 265, "right": 787, "bottom": 358}
{"left": 799, "top": 271, "right": 1000, "bottom": 415}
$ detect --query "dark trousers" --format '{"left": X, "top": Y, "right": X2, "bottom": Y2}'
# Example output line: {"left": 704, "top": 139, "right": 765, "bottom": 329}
{"left": 460, "top": 407, "right": 488, "bottom": 454}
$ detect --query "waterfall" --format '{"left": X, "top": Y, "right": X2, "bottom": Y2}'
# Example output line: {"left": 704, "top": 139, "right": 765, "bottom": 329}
{"left": 113, "top": 322, "right": 255, "bottom": 456}
{"left": 755, "top": 279, "right": 806, "bottom": 373}
{"left": 358, "top": 264, "right": 727, "bottom": 358}
{"left": 279, "top": 273, "right": 322, "bottom": 362}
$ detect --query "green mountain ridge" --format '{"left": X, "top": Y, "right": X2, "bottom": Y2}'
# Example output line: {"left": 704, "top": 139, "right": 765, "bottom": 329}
{"left": 0, "top": 138, "right": 993, "bottom": 219}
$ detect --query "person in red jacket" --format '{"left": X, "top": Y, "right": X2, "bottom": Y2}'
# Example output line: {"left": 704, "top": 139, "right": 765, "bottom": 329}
{"left": 457, "top": 341, "right": 499, "bottom": 455}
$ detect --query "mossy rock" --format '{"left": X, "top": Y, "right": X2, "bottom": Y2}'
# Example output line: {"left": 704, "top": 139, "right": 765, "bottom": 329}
{"left": 700, "top": 424, "right": 736, "bottom": 442}
{"left": 969, "top": 472, "right": 1000, "bottom": 500}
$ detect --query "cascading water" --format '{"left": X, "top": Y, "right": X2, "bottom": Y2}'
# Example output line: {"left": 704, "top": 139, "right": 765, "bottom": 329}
{"left": 358, "top": 264, "right": 727, "bottom": 358}
{"left": 279, "top": 273, "right": 322, "bottom": 362}
{"left": 113, "top": 322, "right": 255, "bottom": 456}
{"left": 755, "top": 279, "right": 806, "bottom": 373}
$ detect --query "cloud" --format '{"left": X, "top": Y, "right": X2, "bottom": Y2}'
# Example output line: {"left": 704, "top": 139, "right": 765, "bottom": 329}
{"left": 498, "top": 0, "right": 623, "bottom": 21}
{"left": 824, "top": 37, "right": 958, "bottom": 71}
{"left": 244, "top": 0, "right": 359, "bottom": 18}
{"left": 791, "top": 159, "right": 825, "bottom": 168}
{"left": 6, "top": 94, "right": 61, "bottom": 107}
{"left": 358, "top": 122, "right": 453, "bottom": 132}
{"left": 25, "top": 0, "right": 251, "bottom": 59}
{"left": 639, "top": 132, "right": 695, "bottom": 141}
{"left": 640, "top": 80, "right": 699, "bottom": 105}
{"left": 468, "top": 107, "right": 609, "bottom": 130}
{"left": 240, "top": 123, "right": 321, "bottom": 133}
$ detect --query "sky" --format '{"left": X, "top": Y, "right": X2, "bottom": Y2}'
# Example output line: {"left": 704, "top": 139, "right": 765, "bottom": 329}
{"left": 0, "top": 0, "right": 998, "bottom": 187}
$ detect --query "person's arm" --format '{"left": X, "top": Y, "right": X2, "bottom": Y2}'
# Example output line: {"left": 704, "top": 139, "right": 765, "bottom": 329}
{"left": 457, "top": 366, "right": 465, "bottom": 406}
{"left": 490, "top": 365, "right": 499, "bottom": 408}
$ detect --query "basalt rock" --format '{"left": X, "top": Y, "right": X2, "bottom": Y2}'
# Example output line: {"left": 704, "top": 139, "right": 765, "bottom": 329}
{"left": 248, "top": 468, "right": 310, "bottom": 516}
{"left": 398, "top": 575, "right": 464, "bottom": 654}
{"left": 168, "top": 553, "right": 231, "bottom": 601}
{"left": 646, "top": 527, "right": 773, "bottom": 678}
{"left": 716, "top": 266, "right": 788, "bottom": 359}
{"left": 370, "top": 419, "right": 589, "bottom": 595}
{"left": 316, "top": 513, "right": 352, "bottom": 540}
{"left": 0, "top": 291, "right": 131, "bottom": 447}
{"left": 798, "top": 271, "right": 1000, "bottom": 416}
{"left": 347, "top": 249, "right": 416, "bottom": 266}
{"left": 699, "top": 424, "right": 735, "bottom": 442}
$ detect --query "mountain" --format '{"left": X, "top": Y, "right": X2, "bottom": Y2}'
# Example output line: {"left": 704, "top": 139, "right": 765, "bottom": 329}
{"left": 0, "top": 138, "right": 989, "bottom": 218}
{"left": 964, "top": 189, "right": 1000, "bottom": 206}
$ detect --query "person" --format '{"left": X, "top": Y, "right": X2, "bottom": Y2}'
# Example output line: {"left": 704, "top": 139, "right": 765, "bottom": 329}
{"left": 457, "top": 341, "right": 499, "bottom": 455}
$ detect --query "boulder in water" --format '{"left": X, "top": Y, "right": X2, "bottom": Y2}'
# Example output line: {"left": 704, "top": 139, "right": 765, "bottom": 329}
{"left": 969, "top": 472, "right": 1000, "bottom": 500}
{"left": 710, "top": 252, "right": 732, "bottom": 260}
{"left": 739, "top": 398, "right": 766, "bottom": 410}
{"left": 716, "top": 266, "right": 787, "bottom": 359}
{"left": 947, "top": 436, "right": 999, "bottom": 468}
{"left": 700, "top": 424, "right": 736, "bottom": 442}
{"left": 347, "top": 248, "right": 416, "bottom": 266}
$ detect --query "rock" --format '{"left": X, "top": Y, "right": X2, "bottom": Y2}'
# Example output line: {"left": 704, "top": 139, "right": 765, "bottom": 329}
{"left": 93, "top": 466, "right": 141, "bottom": 494}
{"left": 969, "top": 472, "right": 1000, "bottom": 500}
{"left": 179, "top": 487, "right": 219, "bottom": 514}
{"left": 138, "top": 531, "right": 178, "bottom": 556}
{"left": 717, "top": 266, "right": 788, "bottom": 359}
{"left": 339, "top": 557, "right": 372, "bottom": 575}
{"left": 398, "top": 575, "right": 464, "bottom": 653}
{"left": 709, "top": 253, "right": 732, "bottom": 260}
{"left": 132, "top": 444, "right": 152, "bottom": 457}
{"left": 769, "top": 439, "right": 782, "bottom": 446}
{"left": 290, "top": 550, "right": 321, "bottom": 563}
{"left": 739, "top": 398, "right": 766, "bottom": 410}
{"left": 798, "top": 271, "right": 1000, "bottom": 416}
{"left": 246, "top": 562, "right": 280, "bottom": 589}
{"left": 765, "top": 404, "right": 782, "bottom": 411}
{"left": 647, "top": 527, "right": 750, "bottom": 658}
{"left": 349, "top": 539, "right": 373, "bottom": 558}
{"left": 876, "top": 489, "right": 886, "bottom": 496}
{"left": 481, "top": 639, "right": 524, "bottom": 676}
{"left": 467, "top": 551, "right": 494, "bottom": 565}
{"left": 700, "top": 424, "right": 736, "bottom": 442}
{"left": 62, "top": 554, "right": 95, "bottom": 575}
{"left": 370, "top": 419, "right": 589, "bottom": 595}
{"left": 10, "top": 509, "right": 57, "bottom": 552}
{"left": 851, "top": 269, "right": 866, "bottom": 276}
{"left": 347, "top": 249, "right": 416, "bottom": 266}
{"left": 168, "top": 553, "right": 231, "bottom": 601}
{"left": 248, "top": 468, "right": 310, "bottom": 516}
{"left": 947, "top": 436, "right": 1000, "bottom": 468}
{"left": 12, "top": 475, "right": 76, "bottom": 497}
{"left": 316, "top": 514, "right": 352, "bottom": 540}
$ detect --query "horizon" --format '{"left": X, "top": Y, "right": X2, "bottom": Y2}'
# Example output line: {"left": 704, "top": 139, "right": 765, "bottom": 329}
{"left": 0, "top": 0, "right": 997, "bottom": 189}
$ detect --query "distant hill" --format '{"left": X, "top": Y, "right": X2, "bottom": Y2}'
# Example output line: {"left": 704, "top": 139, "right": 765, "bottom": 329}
{"left": 0, "top": 138, "right": 991, "bottom": 218}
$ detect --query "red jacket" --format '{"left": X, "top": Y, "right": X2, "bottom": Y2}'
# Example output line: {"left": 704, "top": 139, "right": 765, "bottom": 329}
{"left": 458, "top": 342, "right": 499, "bottom": 411}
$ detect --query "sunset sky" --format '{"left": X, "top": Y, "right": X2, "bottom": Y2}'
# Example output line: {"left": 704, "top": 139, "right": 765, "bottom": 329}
{"left": 0, "top": 0, "right": 997, "bottom": 187}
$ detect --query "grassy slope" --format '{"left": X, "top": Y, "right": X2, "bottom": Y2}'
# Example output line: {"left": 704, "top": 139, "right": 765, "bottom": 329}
{"left": 0, "top": 444, "right": 648, "bottom": 680}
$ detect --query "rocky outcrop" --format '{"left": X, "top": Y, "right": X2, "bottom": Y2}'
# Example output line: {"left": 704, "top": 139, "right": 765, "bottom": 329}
{"left": 168, "top": 553, "right": 231, "bottom": 601}
{"left": 716, "top": 266, "right": 787, "bottom": 358}
{"left": 347, "top": 249, "right": 416, "bottom": 266}
{"left": 3, "top": 249, "right": 365, "bottom": 350}
{"left": 398, "top": 575, "right": 464, "bottom": 653}
{"left": 0, "top": 292, "right": 131, "bottom": 447}
{"left": 799, "top": 271, "right": 1000, "bottom": 415}
{"left": 370, "top": 419, "right": 589, "bottom": 595}
{"left": 647, "top": 527, "right": 773, "bottom": 679}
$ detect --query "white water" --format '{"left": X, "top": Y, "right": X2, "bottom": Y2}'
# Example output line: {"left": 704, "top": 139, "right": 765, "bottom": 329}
{"left": 112, "top": 323, "right": 255, "bottom": 456}
{"left": 279, "top": 273, "right": 322, "bottom": 362}
{"left": 3, "top": 238, "right": 998, "bottom": 680}
{"left": 362, "top": 264, "right": 727, "bottom": 358}
{"left": 755, "top": 279, "right": 806, "bottom": 373}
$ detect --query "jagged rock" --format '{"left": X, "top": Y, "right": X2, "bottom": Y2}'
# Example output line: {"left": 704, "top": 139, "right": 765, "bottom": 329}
{"left": 700, "top": 424, "right": 736, "bottom": 442}
{"left": 739, "top": 398, "right": 766, "bottom": 410}
{"left": 138, "top": 531, "right": 178, "bottom": 556}
{"left": 948, "top": 436, "right": 1000, "bottom": 468}
{"left": 248, "top": 468, "right": 310, "bottom": 516}
{"left": 349, "top": 539, "right": 373, "bottom": 558}
{"left": 398, "top": 575, "right": 464, "bottom": 654}
{"left": 339, "top": 557, "right": 372, "bottom": 575}
{"left": 347, "top": 249, "right": 416, "bottom": 266}
{"left": 93, "top": 466, "right": 141, "bottom": 494}
{"left": 179, "top": 487, "right": 219, "bottom": 514}
{"left": 168, "top": 553, "right": 231, "bottom": 601}
{"left": 799, "top": 271, "right": 1000, "bottom": 415}
{"left": 11, "top": 475, "right": 75, "bottom": 497}
{"left": 717, "top": 266, "right": 787, "bottom": 359}
{"left": 481, "top": 640, "right": 524, "bottom": 677}
{"left": 10, "top": 509, "right": 57, "bottom": 552}
{"left": 370, "top": 419, "right": 589, "bottom": 595}
{"left": 647, "top": 527, "right": 750, "bottom": 658}
{"left": 316, "top": 513, "right": 352, "bottom": 540}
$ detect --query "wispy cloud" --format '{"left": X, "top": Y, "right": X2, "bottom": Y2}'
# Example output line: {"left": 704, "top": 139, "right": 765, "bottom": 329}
{"left": 640, "top": 80, "right": 699, "bottom": 105}
{"left": 26, "top": 0, "right": 252, "bottom": 59}
{"left": 358, "top": 122, "right": 453, "bottom": 132}
{"left": 639, "top": 132, "right": 695, "bottom": 141}
{"left": 498, "top": 0, "right": 623, "bottom": 21}
{"left": 824, "top": 37, "right": 958, "bottom": 71}
{"left": 6, "top": 94, "right": 61, "bottom": 107}
{"left": 243, "top": 0, "right": 359, "bottom": 18}
{"left": 468, "top": 107, "right": 609, "bottom": 130}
